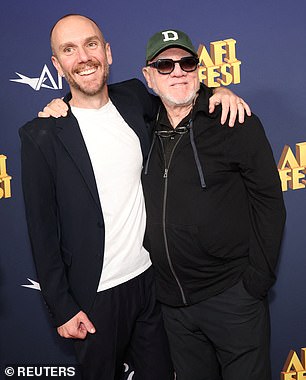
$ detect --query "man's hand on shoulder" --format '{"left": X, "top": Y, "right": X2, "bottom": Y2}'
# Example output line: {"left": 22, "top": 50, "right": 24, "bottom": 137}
{"left": 209, "top": 87, "right": 251, "bottom": 127}
{"left": 38, "top": 98, "right": 68, "bottom": 118}
{"left": 57, "top": 310, "right": 96, "bottom": 340}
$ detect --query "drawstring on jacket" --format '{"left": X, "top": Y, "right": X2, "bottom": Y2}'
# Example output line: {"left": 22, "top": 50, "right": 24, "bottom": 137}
{"left": 144, "top": 110, "right": 206, "bottom": 189}
{"left": 188, "top": 119, "right": 206, "bottom": 188}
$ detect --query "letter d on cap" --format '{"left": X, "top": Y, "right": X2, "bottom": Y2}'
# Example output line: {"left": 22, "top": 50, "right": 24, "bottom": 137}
{"left": 161, "top": 30, "right": 179, "bottom": 42}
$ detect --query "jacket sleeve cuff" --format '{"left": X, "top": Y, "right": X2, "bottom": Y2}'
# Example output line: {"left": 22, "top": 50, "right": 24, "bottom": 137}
{"left": 242, "top": 265, "right": 276, "bottom": 299}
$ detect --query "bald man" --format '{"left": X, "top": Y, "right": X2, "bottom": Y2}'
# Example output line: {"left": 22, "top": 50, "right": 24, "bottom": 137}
{"left": 20, "top": 14, "right": 173, "bottom": 380}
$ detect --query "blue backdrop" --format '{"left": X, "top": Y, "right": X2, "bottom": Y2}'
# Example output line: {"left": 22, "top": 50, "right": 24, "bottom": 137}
{"left": 1, "top": 1, "right": 306, "bottom": 379}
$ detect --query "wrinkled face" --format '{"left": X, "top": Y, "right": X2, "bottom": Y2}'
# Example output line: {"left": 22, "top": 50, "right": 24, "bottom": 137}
{"left": 142, "top": 47, "right": 200, "bottom": 108}
{"left": 51, "top": 15, "right": 112, "bottom": 98}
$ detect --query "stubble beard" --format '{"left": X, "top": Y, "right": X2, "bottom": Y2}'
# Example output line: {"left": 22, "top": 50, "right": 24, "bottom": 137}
{"left": 152, "top": 78, "right": 199, "bottom": 108}
{"left": 159, "top": 89, "right": 198, "bottom": 108}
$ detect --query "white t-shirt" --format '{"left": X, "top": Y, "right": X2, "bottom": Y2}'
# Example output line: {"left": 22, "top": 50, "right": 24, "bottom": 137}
{"left": 71, "top": 100, "right": 151, "bottom": 292}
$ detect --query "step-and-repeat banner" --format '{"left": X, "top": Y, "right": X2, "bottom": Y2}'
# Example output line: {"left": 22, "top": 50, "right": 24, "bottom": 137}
{"left": 1, "top": 1, "right": 305, "bottom": 379}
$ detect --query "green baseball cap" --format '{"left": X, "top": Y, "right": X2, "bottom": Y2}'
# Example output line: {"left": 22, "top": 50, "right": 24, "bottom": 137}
{"left": 146, "top": 29, "right": 197, "bottom": 63}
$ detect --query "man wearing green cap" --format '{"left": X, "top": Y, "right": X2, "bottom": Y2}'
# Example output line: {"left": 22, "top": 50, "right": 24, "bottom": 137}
{"left": 142, "top": 29, "right": 286, "bottom": 380}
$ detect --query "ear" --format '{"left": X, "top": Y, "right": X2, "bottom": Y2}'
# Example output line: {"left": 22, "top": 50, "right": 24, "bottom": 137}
{"left": 142, "top": 67, "right": 153, "bottom": 89}
{"left": 51, "top": 56, "right": 64, "bottom": 77}
{"left": 105, "top": 43, "right": 113, "bottom": 65}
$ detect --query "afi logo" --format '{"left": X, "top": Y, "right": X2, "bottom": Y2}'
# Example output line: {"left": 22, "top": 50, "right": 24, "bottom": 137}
{"left": 22, "top": 278, "right": 41, "bottom": 291}
{"left": 10, "top": 64, "right": 62, "bottom": 91}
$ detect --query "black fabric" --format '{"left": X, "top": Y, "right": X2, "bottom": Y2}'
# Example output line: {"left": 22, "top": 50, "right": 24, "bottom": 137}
{"left": 142, "top": 83, "right": 286, "bottom": 307}
{"left": 162, "top": 280, "right": 271, "bottom": 380}
{"left": 74, "top": 268, "right": 173, "bottom": 380}
{"left": 19, "top": 79, "right": 157, "bottom": 327}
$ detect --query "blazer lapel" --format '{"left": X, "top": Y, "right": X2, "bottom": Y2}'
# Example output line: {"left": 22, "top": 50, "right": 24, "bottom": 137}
{"left": 56, "top": 114, "right": 102, "bottom": 212}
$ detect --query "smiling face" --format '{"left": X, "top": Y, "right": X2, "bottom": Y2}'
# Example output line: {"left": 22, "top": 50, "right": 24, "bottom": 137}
{"left": 142, "top": 47, "right": 200, "bottom": 108}
{"left": 51, "top": 15, "right": 112, "bottom": 106}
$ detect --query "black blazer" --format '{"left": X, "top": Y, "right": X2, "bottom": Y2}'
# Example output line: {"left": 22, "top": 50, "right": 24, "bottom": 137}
{"left": 19, "top": 79, "right": 157, "bottom": 327}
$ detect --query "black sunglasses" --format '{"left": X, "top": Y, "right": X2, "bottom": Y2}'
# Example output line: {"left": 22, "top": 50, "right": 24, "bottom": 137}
{"left": 147, "top": 56, "right": 199, "bottom": 75}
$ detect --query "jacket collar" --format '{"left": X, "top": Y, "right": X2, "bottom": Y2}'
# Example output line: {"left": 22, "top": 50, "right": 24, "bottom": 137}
{"left": 55, "top": 103, "right": 102, "bottom": 213}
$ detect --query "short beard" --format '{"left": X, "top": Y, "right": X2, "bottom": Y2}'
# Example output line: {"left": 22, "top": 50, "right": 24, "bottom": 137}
{"left": 158, "top": 89, "right": 198, "bottom": 107}
{"left": 65, "top": 61, "right": 109, "bottom": 96}
{"left": 151, "top": 77, "right": 199, "bottom": 108}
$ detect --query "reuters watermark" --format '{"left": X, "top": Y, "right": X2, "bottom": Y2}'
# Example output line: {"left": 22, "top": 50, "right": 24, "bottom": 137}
{"left": 4, "top": 365, "right": 79, "bottom": 378}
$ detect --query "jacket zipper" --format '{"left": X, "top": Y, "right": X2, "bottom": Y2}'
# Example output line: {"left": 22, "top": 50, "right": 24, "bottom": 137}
{"left": 160, "top": 135, "right": 188, "bottom": 305}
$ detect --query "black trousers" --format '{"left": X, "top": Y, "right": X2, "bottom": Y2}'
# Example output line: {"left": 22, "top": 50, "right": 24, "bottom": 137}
{"left": 161, "top": 279, "right": 271, "bottom": 380}
{"left": 74, "top": 267, "right": 173, "bottom": 380}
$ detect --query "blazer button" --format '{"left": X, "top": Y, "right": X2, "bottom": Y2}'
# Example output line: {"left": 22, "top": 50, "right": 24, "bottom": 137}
{"left": 97, "top": 222, "right": 103, "bottom": 228}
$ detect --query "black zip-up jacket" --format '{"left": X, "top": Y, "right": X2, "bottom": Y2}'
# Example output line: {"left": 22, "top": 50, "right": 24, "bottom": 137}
{"left": 143, "top": 84, "right": 286, "bottom": 307}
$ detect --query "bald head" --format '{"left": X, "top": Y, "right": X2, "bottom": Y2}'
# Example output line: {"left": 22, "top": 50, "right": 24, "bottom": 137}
{"left": 49, "top": 13, "right": 112, "bottom": 106}
{"left": 50, "top": 14, "right": 105, "bottom": 55}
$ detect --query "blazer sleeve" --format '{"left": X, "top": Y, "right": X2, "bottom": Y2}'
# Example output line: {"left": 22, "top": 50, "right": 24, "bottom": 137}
{"left": 230, "top": 115, "right": 286, "bottom": 299}
{"left": 19, "top": 124, "right": 81, "bottom": 327}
